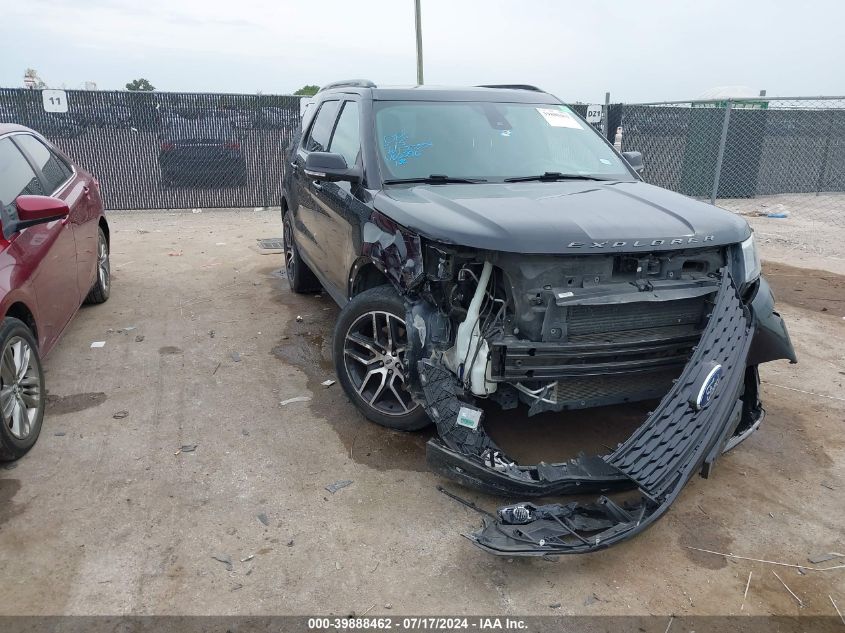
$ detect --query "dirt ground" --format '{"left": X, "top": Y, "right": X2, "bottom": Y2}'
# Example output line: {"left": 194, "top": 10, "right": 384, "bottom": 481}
{"left": 740, "top": 199, "right": 845, "bottom": 273}
{"left": 0, "top": 208, "right": 842, "bottom": 617}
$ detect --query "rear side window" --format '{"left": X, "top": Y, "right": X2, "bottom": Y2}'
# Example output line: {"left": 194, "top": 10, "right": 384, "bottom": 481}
{"left": 14, "top": 134, "right": 72, "bottom": 192}
{"left": 0, "top": 137, "right": 45, "bottom": 212}
{"left": 304, "top": 100, "right": 340, "bottom": 152}
{"left": 329, "top": 101, "right": 360, "bottom": 167}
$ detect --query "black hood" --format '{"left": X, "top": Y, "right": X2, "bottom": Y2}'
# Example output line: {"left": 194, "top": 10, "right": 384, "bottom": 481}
{"left": 374, "top": 180, "right": 751, "bottom": 254}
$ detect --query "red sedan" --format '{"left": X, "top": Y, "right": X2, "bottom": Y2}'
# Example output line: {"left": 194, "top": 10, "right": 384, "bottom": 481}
{"left": 0, "top": 124, "right": 111, "bottom": 460}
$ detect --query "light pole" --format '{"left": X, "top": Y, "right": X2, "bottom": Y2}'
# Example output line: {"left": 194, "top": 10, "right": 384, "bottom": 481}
{"left": 414, "top": 0, "right": 424, "bottom": 85}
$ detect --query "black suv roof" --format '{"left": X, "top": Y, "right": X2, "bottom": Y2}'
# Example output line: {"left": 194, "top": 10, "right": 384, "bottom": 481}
{"left": 317, "top": 81, "right": 562, "bottom": 104}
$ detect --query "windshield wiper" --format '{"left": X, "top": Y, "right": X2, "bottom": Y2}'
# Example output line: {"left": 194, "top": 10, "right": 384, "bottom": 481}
{"left": 383, "top": 174, "right": 487, "bottom": 185}
{"left": 504, "top": 172, "right": 615, "bottom": 183}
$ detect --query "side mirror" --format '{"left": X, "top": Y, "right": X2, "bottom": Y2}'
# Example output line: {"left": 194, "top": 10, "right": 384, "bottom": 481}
{"left": 621, "top": 150, "right": 644, "bottom": 173}
{"left": 12, "top": 195, "right": 70, "bottom": 233}
{"left": 304, "top": 152, "right": 359, "bottom": 183}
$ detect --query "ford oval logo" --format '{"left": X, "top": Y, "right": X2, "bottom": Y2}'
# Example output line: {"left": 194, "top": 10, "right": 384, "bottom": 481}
{"left": 694, "top": 364, "right": 723, "bottom": 410}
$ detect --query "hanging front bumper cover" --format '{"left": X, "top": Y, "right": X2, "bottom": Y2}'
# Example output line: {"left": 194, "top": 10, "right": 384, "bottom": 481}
{"left": 420, "top": 270, "right": 756, "bottom": 556}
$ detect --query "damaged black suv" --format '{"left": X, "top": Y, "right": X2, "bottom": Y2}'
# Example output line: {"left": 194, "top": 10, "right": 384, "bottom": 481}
{"left": 281, "top": 81, "right": 796, "bottom": 557}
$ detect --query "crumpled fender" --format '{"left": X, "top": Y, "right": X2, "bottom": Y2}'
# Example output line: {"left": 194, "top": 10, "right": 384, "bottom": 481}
{"left": 359, "top": 211, "right": 424, "bottom": 293}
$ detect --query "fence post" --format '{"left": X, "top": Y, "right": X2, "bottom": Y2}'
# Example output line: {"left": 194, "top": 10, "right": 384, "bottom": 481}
{"left": 602, "top": 92, "right": 610, "bottom": 139}
{"left": 258, "top": 94, "right": 271, "bottom": 208}
{"left": 710, "top": 100, "right": 732, "bottom": 205}
{"left": 816, "top": 109, "right": 832, "bottom": 197}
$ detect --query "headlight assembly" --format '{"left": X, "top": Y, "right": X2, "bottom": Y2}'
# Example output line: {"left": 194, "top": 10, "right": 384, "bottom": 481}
{"left": 740, "top": 233, "right": 761, "bottom": 283}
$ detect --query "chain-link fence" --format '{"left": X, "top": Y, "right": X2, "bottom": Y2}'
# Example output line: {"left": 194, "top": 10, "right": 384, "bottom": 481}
{"left": 619, "top": 97, "right": 845, "bottom": 246}
{"left": 616, "top": 96, "right": 845, "bottom": 258}
{"left": 0, "top": 88, "right": 302, "bottom": 210}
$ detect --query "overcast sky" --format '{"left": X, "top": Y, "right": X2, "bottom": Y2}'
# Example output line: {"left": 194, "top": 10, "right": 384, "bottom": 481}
{"left": 4, "top": 0, "right": 843, "bottom": 102}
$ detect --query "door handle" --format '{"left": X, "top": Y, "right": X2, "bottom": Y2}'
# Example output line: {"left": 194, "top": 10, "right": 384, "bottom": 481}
{"left": 312, "top": 181, "right": 323, "bottom": 192}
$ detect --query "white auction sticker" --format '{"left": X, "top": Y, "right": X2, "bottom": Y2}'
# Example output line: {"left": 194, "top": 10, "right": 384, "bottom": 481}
{"left": 536, "top": 106, "right": 583, "bottom": 129}
{"left": 42, "top": 89, "right": 68, "bottom": 113}
{"left": 456, "top": 406, "right": 482, "bottom": 430}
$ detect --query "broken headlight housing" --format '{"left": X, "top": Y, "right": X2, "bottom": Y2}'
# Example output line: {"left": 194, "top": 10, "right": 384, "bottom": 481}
{"left": 739, "top": 233, "right": 761, "bottom": 284}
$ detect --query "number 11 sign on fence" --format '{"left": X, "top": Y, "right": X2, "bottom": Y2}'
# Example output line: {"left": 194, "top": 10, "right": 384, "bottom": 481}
{"left": 41, "top": 89, "right": 68, "bottom": 113}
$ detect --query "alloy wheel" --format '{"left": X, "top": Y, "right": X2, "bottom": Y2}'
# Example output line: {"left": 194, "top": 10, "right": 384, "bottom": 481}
{"left": 283, "top": 218, "right": 296, "bottom": 280}
{"left": 342, "top": 311, "right": 418, "bottom": 417}
{"left": 0, "top": 337, "right": 41, "bottom": 440}
{"left": 98, "top": 232, "right": 110, "bottom": 292}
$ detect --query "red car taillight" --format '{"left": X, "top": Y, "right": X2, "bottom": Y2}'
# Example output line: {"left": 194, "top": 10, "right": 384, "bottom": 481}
{"left": 160, "top": 141, "right": 175, "bottom": 151}
{"left": 224, "top": 140, "right": 240, "bottom": 150}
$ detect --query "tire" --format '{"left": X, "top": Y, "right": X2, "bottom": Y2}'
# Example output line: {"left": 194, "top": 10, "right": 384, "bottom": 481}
{"left": 283, "top": 212, "right": 320, "bottom": 293}
{"left": 333, "top": 285, "right": 429, "bottom": 431}
{"left": 84, "top": 227, "right": 111, "bottom": 304}
{"left": 0, "top": 318, "right": 45, "bottom": 461}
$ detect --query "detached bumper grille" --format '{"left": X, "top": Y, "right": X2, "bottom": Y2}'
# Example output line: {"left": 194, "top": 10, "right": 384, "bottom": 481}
{"left": 466, "top": 271, "right": 755, "bottom": 556}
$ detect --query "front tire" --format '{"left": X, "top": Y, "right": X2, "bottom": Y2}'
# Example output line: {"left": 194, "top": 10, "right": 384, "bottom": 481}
{"left": 333, "top": 285, "right": 429, "bottom": 431}
{"left": 85, "top": 227, "right": 110, "bottom": 304}
{"left": 0, "top": 318, "right": 45, "bottom": 461}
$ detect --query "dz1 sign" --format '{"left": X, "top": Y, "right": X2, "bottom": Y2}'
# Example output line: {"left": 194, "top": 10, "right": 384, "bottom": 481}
{"left": 586, "top": 104, "right": 603, "bottom": 123}
{"left": 42, "top": 89, "right": 68, "bottom": 113}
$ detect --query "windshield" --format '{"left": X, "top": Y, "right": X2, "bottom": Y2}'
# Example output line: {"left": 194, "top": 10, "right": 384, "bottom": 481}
{"left": 374, "top": 101, "right": 633, "bottom": 182}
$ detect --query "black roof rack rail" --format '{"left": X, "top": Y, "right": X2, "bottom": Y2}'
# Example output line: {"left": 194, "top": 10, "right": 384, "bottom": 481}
{"left": 318, "top": 79, "right": 376, "bottom": 92}
{"left": 476, "top": 84, "right": 544, "bottom": 92}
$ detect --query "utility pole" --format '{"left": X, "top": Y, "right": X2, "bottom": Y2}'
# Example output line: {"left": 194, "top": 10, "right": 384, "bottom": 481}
{"left": 414, "top": 0, "right": 424, "bottom": 85}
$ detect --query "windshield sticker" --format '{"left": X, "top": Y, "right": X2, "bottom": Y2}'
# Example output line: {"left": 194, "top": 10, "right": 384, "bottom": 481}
{"left": 536, "top": 107, "right": 583, "bottom": 129}
{"left": 383, "top": 131, "right": 433, "bottom": 166}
